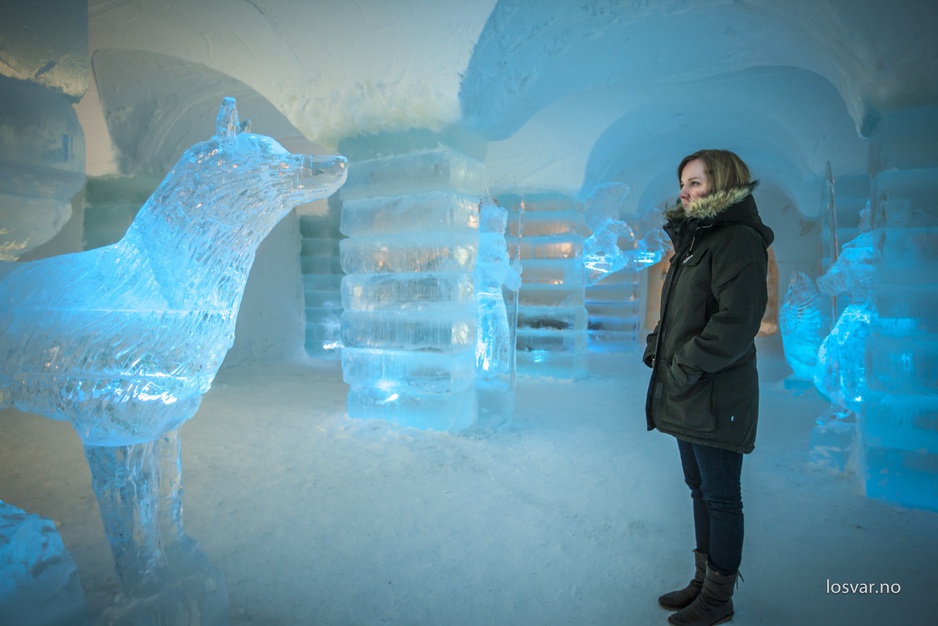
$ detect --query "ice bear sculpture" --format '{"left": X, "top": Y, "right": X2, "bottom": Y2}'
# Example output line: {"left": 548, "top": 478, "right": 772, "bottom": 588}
{"left": 0, "top": 98, "right": 347, "bottom": 621}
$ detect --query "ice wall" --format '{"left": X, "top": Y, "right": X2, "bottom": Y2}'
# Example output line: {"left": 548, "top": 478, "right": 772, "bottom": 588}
{"left": 861, "top": 108, "right": 938, "bottom": 511}
{"left": 338, "top": 131, "right": 487, "bottom": 430}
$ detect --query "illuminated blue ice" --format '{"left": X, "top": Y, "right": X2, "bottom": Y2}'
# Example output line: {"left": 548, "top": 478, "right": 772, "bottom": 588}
{"left": 340, "top": 146, "right": 487, "bottom": 430}
{"left": 0, "top": 500, "right": 89, "bottom": 625}
{"left": 0, "top": 98, "right": 347, "bottom": 620}
{"left": 581, "top": 182, "right": 668, "bottom": 286}
{"left": 0, "top": 98, "right": 348, "bottom": 445}
{"left": 815, "top": 227, "right": 878, "bottom": 410}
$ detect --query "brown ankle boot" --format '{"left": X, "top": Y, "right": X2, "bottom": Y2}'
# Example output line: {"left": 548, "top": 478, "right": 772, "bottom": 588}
{"left": 658, "top": 550, "right": 708, "bottom": 611}
{"left": 667, "top": 563, "right": 737, "bottom": 626}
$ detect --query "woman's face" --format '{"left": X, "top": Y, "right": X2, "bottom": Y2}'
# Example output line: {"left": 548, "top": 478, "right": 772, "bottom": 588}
{"left": 679, "top": 158, "right": 712, "bottom": 209}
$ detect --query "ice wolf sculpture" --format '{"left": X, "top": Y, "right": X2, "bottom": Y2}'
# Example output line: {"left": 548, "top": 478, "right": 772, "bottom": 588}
{"left": 0, "top": 98, "right": 347, "bottom": 622}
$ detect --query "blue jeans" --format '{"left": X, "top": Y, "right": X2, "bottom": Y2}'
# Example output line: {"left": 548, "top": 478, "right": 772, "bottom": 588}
{"left": 677, "top": 439, "right": 744, "bottom": 575}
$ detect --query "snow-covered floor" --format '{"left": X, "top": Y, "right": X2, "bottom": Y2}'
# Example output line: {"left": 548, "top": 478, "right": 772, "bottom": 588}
{"left": 2, "top": 341, "right": 936, "bottom": 625}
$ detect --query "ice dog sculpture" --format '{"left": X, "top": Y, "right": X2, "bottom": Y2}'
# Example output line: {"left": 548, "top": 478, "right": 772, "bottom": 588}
{"left": 0, "top": 98, "right": 347, "bottom": 621}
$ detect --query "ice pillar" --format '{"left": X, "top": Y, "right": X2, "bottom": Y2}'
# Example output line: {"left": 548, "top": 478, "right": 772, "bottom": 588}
{"left": 499, "top": 193, "right": 589, "bottom": 379}
{"left": 301, "top": 208, "right": 344, "bottom": 356}
{"left": 338, "top": 131, "right": 487, "bottom": 430}
{"left": 862, "top": 107, "right": 938, "bottom": 511}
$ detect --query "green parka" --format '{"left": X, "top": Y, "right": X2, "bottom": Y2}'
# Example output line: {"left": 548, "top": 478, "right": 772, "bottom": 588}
{"left": 643, "top": 181, "right": 774, "bottom": 453}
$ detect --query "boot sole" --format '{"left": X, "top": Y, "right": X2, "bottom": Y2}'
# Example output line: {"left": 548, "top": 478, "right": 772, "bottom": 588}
{"left": 666, "top": 610, "right": 734, "bottom": 625}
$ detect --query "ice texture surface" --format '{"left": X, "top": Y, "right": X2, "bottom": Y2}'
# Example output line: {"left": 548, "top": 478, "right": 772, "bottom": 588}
{"left": 815, "top": 302, "right": 872, "bottom": 409}
{"left": 0, "top": 500, "right": 89, "bottom": 626}
{"left": 814, "top": 222, "right": 878, "bottom": 408}
{"left": 475, "top": 200, "right": 521, "bottom": 427}
{"left": 0, "top": 98, "right": 348, "bottom": 446}
{"left": 506, "top": 194, "right": 589, "bottom": 378}
{"left": 816, "top": 231, "right": 877, "bottom": 300}
{"left": 0, "top": 98, "right": 346, "bottom": 622}
{"left": 339, "top": 148, "right": 487, "bottom": 201}
{"left": 340, "top": 147, "right": 482, "bottom": 430}
{"left": 580, "top": 183, "right": 668, "bottom": 286}
{"left": 83, "top": 430, "right": 231, "bottom": 624}
{"left": 475, "top": 201, "right": 521, "bottom": 378}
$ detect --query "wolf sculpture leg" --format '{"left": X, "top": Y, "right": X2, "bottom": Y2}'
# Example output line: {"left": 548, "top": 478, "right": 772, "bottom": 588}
{"left": 85, "top": 428, "right": 229, "bottom": 625}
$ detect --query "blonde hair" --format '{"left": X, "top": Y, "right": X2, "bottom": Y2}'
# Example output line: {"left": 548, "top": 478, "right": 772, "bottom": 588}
{"left": 678, "top": 149, "right": 751, "bottom": 194}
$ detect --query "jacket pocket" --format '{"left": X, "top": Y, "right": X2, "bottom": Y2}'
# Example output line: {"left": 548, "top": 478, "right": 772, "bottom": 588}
{"left": 659, "top": 372, "right": 716, "bottom": 433}
{"left": 710, "top": 363, "right": 759, "bottom": 427}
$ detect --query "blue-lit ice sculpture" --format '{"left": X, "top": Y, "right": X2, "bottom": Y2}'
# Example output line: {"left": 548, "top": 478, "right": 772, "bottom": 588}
{"left": 0, "top": 98, "right": 347, "bottom": 622}
{"left": 581, "top": 182, "right": 668, "bottom": 285}
{"left": 815, "top": 211, "right": 878, "bottom": 412}
{"left": 804, "top": 205, "right": 877, "bottom": 471}
{"left": 475, "top": 199, "right": 522, "bottom": 428}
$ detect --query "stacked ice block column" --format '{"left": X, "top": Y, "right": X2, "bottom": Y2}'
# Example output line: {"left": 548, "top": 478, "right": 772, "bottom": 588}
{"left": 301, "top": 206, "right": 344, "bottom": 356}
{"left": 586, "top": 270, "right": 643, "bottom": 351}
{"left": 862, "top": 108, "right": 938, "bottom": 511}
{"left": 501, "top": 193, "right": 589, "bottom": 379}
{"left": 339, "top": 141, "right": 487, "bottom": 430}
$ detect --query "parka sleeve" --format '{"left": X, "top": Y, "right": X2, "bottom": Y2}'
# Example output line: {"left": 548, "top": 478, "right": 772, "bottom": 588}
{"left": 673, "top": 227, "right": 768, "bottom": 374}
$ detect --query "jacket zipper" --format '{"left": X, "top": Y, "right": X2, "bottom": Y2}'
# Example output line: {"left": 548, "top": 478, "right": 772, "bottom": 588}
{"left": 682, "top": 233, "right": 697, "bottom": 264}
{"left": 681, "top": 223, "right": 712, "bottom": 264}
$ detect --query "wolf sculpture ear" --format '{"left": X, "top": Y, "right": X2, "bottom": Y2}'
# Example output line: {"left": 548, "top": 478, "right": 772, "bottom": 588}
{"left": 216, "top": 97, "right": 240, "bottom": 140}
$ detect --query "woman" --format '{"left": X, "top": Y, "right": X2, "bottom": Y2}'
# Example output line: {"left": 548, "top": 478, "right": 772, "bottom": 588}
{"left": 643, "top": 149, "right": 774, "bottom": 626}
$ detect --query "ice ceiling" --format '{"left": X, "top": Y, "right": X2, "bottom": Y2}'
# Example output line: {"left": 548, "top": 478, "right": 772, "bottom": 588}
{"left": 80, "top": 0, "right": 938, "bottom": 217}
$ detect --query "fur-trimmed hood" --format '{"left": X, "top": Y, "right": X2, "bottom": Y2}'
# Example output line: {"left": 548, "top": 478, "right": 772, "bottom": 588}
{"left": 665, "top": 180, "right": 774, "bottom": 247}
{"left": 666, "top": 180, "right": 759, "bottom": 221}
